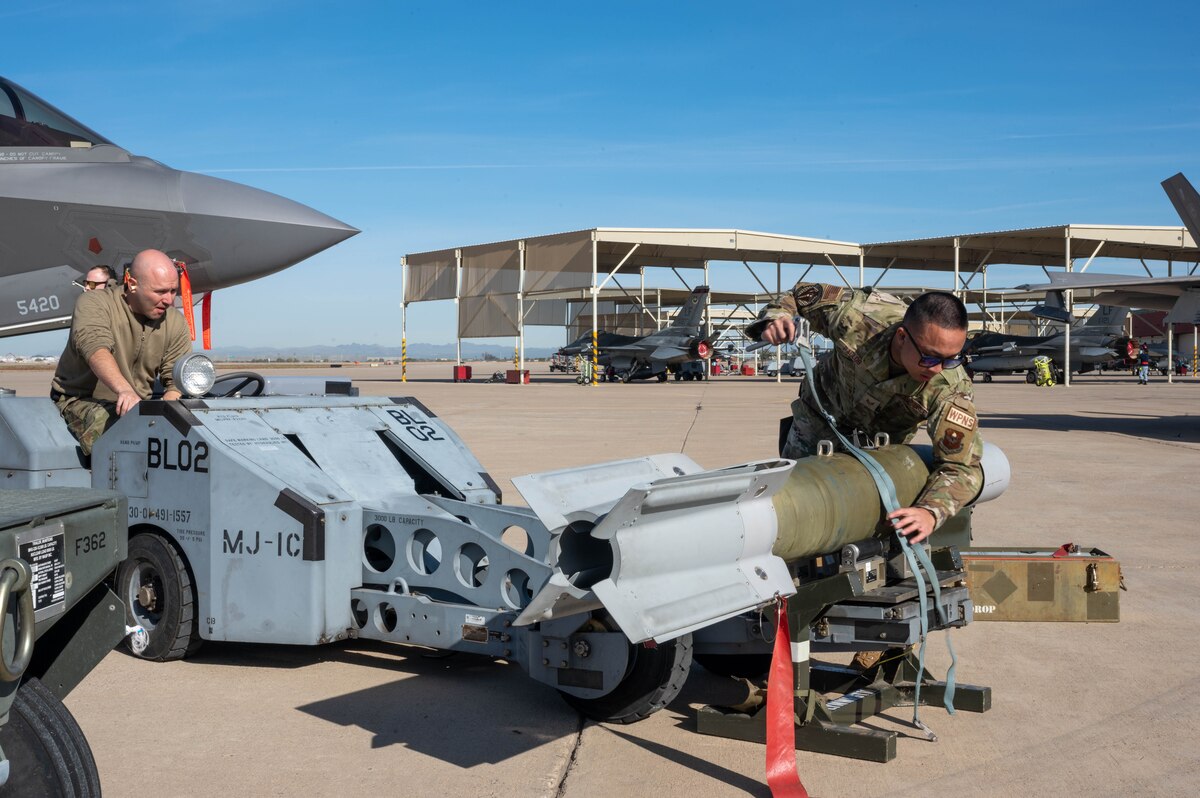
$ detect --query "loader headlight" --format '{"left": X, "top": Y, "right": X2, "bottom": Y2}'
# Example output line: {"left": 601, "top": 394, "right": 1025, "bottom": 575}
{"left": 173, "top": 353, "right": 216, "bottom": 398}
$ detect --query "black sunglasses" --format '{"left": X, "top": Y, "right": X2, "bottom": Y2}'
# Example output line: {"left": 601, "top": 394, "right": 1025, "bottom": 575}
{"left": 901, "top": 326, "right": 964, "bottom": 369}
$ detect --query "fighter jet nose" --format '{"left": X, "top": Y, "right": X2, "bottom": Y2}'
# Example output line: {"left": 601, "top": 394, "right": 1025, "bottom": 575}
{"left": 174, "top": 171, "right": 358, "bottom": 289}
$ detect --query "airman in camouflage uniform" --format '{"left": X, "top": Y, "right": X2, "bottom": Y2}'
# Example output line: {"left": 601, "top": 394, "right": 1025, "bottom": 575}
{"left": 748, "top": 282, "right": 983, "bottom": 542}
{"left": 51, "top": 250, "right": 191, "bottom": 456}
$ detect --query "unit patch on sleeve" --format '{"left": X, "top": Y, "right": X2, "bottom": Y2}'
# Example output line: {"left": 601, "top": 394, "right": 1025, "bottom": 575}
{"left": 941, "top": 427, "right": 965, "bottom": 453}
{"left": 793, "top": 283, "right": 823, "bottom": 307}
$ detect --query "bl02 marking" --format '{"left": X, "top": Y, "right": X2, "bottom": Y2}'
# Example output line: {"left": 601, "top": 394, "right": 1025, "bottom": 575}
{"left": 387, "top": 409, "right": 444, "bottom": 442}
{"left": 147, "top": 438, "right": 210, "bottom": 472}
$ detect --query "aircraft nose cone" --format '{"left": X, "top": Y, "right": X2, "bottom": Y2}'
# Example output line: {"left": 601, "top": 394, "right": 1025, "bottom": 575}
{"left": 174, "top": 171, "right": 358, "bottom": 289}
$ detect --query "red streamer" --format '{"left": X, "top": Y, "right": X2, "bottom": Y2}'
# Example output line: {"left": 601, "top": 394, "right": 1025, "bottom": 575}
{"left": 177, "top": 262, "right": 196, "bottom": 342}
{"left": 201, "top": 291, "right": 212, "bottom": 350}
{"left": 766, "top": 596, "right": 809, "bottom": 798}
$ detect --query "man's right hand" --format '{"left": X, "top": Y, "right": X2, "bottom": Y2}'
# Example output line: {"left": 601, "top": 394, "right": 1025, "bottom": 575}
{"left": 115, "top": 390, "right": 141, "bottom": 416}
{"left": 761, "top": 316, "right": 796, "bottom": 345}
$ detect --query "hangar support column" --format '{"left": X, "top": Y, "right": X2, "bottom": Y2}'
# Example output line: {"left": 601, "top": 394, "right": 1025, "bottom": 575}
{"left": 1064, "top": 231, "right": 1072, "bottom": 387}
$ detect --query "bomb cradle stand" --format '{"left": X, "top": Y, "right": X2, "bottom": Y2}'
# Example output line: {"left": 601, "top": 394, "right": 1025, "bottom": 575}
{"left": 695, "top": 539, "right": 991, "bottom": 763}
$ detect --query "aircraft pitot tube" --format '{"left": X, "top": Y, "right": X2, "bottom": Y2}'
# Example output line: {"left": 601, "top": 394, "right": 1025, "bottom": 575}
{"left": 513, "top": 442, "right": 1010, "bottom": 644}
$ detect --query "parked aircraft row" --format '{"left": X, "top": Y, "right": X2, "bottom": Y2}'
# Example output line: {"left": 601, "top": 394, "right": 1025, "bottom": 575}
{"left": 3, "top": 74, "right": 1198, "bottom": 384}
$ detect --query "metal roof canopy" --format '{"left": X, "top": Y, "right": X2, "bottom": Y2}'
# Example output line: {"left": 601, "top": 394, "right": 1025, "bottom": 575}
{"left": 860, "top": 226, "right": 1200, "bottom": 386}
{"left": 863, "top": 225, "right": 1199, "bottom": 272}
{"left": 400, "top": 228, "right": 860, "bottom": 376}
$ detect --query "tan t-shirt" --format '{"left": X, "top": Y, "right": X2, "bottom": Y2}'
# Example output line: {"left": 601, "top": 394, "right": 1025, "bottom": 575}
{"left": 51, "top": 287, "right": 192, "bottom": 401}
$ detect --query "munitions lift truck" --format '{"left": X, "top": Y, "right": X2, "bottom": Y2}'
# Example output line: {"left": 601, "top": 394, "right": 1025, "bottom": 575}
{"left": 0, "top": 356, "right": 1012, "bottom": 762}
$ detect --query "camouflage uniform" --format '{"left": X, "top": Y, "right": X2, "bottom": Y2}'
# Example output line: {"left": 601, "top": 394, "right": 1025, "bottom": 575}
{"left": 53, "top": 395, "right": 118, "bottom": 457}
{"left": 51, "top": 287, "right": 191, "bottom": 456}
{"left": 748, "top": 283, "right": 984, "bottom": 529}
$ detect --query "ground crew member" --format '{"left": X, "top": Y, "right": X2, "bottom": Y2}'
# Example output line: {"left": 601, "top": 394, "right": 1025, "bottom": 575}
{"left": 51, "top": 249, "right": 192, "bottom": 455}
{"left": 1137, "top": 344, "right": 1152, "bottom": 385}
{"left": 748, "top": 283, "right": 983, "bottom": 544}
{"left": 81, "top": 265, "right": 115, "bottom": 291}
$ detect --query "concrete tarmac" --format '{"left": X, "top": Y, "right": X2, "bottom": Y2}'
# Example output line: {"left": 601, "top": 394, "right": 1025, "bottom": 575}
{"left": 4, "top": 362, "right": 1198, "bottom": 797}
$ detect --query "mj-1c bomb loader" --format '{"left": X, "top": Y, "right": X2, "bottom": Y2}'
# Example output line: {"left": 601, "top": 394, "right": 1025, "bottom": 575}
{"left": 0, "top": 357, "right": 1008, "bottom": 754}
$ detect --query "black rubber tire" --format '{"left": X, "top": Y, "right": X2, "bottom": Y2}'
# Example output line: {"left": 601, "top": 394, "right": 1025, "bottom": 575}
{"left": 657, "top": 373, "right": 668, "bottom": 382}
{"left": 116, "top": 532, "right": 201, "bottom": 661}
{"left": 982, "top": 373, "right": 993, "bottom": 383}
{"left": 693, "top": 652, "right": 772, "bottom": 679}
{"left": 560, "top": 633, "right": 693, "bottom": 724}
{"left": 0, "top": 677, "right": 101, "bottom": 797}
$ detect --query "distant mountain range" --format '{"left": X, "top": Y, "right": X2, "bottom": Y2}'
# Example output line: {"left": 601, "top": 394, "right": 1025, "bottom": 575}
{"left": 201, "top": 342, "right": 561, "bottom": 361}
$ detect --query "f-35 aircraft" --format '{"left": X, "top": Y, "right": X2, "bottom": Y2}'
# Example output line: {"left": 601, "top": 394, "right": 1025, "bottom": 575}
{"left": 965, "top": 305, "right": 1127, "bottom": 381}
{"left": 1, "top": 76, "right": 358, "bottom": 338}
{"left": 559, "top": 286, "right": 714, "bottom": 382}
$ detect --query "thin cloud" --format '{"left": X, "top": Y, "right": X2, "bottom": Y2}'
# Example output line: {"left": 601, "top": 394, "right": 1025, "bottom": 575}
{"left": 0, "top": 2, "right": 67, "bottom": 18}
{"left": 199, "top": 164, "right": 541, "bottom": 174}
{"left": 195, "top": 151, "right": 1190, "bottom": 175}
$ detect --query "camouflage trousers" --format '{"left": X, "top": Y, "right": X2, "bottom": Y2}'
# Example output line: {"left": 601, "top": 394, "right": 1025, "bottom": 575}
{"left": 54, "top": 395, "right": 117, "bottom": 456}
{"left": 781, "top": 399, "right": 840, "bottom": 459}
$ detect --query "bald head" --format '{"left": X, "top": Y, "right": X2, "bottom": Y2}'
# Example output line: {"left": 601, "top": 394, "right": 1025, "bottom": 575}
{"left": 125, "top": 249, "right": 179, "bottom": 320}
{"left": 129, "top": 249, "right": 177, "bottom": 283}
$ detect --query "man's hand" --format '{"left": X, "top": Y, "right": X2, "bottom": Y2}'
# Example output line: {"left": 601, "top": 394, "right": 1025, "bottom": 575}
{"left": 761, "top": 316, "right": 796, "bottom": 345}
{"left": 162, "top": 389, "right": 182, "bottom": 401}
{"left": 887, "top": 506, "right": 937, "bottom": 544}
{"left": 114, "top": 390, "right": 140, "bottom": 416}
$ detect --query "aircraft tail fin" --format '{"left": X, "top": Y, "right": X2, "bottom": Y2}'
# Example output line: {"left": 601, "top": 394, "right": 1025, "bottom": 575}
{"left": 667, "top": 286, "right": 710, "bottom": 332}
{"left": 1163, "top": 173, "right": 1200, "bottom": 246}
{"left": 1078, "top": 305, "right": 1129, "bottom": 334}
{"left": 1033, "top": 290, "right": 1073, "bottom": 323}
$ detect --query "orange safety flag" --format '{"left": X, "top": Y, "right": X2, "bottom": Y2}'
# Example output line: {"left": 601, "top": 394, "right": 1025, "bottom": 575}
{"left": 766, "top": 596, "right": 809, "bottom": 798}
{"left": 201, "top": 291, "right": 212, "bottom": 350}
{"left": 176, "top": 261, "right": 196, "bottom": 342}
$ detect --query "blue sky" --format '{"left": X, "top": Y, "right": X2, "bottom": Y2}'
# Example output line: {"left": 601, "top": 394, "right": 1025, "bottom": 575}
{"left": 6, "top": 1, "right": 1199, "bottom": 355}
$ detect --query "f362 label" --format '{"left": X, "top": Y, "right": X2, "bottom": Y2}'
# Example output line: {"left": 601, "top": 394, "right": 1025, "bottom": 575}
{"left": 147, "top": 438, "right": 210, "bottom": 472}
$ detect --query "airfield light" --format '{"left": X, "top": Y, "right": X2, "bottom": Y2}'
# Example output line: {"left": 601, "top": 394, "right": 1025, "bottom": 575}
{"left": 173, "top": 353, "right": 216, "bottom": 398}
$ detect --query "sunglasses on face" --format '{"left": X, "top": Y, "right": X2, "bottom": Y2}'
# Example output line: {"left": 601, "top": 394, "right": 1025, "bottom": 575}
{"left": 901, "top": 327, "right": 965, "bottom": 369}
{"left": 85, "top": 280, "right": 107, "bottom": 289}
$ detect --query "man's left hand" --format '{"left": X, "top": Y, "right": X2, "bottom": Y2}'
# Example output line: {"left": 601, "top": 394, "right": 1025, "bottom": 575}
{"left": 887, "top": 507, "right": 936, "bottom": 543}
{"left": 162, "top": 390, "right": 182, "bottom": 401}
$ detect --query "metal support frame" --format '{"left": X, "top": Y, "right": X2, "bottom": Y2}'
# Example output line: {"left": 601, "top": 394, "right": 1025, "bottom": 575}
{"left": 455, "top": 250, "right": 463, "bottom": 366}
{"left": 958, "top": 249, "right": 993, "bottom": 291}
{"left": 696, "top": 568, "right": 989, "bottom": 762}
{"left": 591, "top": 237, "right": 598, "bottom": 386}
{"left": 596, "top": 243, "right": 640, "bottom": 293}
{"left": 871, "top": 258, "right": 896, "bottom": 289}
{"left": 953, "top": 237, "right": 961, "bottom": 297}
{"left": 825, "top": 255, "right": 852, "bottom": 289}
{"left": 742, "top": 261, "right": 775, "bottom": 297}
{"left": 670, "top": 266, "right": 692, "bottom": 290}
{"left": 400, "top": 256, "right": 408, "bottom": 383}
{"left": 1064, "top": 232, "right": 1072, "bottom": 386}
{"left": 517, "top": 241, "right": 526, "bottom": 385}
{"left": 1078, "top": 240, "right": 1105, "bottom": 273}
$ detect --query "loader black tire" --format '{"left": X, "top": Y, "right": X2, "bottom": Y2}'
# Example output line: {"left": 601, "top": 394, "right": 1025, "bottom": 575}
{"left": 560, "top": 633, "right": 693, "bottom": 724}
{"left": 117, "top": 532, "right": 201, "bottom": 661}
{"left": 0, "top": 677, "right": 101, "bottom": 797}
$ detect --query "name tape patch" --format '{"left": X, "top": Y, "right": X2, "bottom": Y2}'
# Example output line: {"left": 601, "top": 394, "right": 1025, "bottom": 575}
{"left": 945, "top": 406, "right": 976, "bottom": 430}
